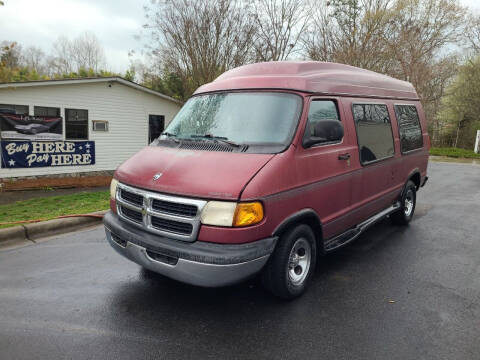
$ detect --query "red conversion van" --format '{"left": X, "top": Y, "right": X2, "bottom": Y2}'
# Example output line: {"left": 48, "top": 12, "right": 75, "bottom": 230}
{"left": 104, "top": 62, "right": 429, "bottom": 298}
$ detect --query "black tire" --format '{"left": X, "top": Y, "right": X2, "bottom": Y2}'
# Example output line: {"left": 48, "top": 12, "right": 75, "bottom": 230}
{"left": 262, "top": 224, "right": 317, "bottom": 299}
{"left": 390, "top": 180, "right": 416, "bottom": 226}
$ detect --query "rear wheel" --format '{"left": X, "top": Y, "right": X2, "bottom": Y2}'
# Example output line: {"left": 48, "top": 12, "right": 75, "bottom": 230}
{"left": 262, "top": 224, "right": 317, "bottom": 299}
{"left": 391, "top": 180, "right": 416, "bottom": 226}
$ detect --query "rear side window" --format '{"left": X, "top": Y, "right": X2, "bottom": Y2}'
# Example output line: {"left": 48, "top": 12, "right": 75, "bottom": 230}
{"left": 353, "top": 104, "right": 394, "bottom": 164}
{"left": 394, "top": 105, "right": 423, "bottom": 153}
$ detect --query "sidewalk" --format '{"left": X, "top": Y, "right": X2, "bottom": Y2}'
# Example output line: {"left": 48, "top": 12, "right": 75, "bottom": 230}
{"left": 0, "top": 186, "right": 109, "bottom": 205}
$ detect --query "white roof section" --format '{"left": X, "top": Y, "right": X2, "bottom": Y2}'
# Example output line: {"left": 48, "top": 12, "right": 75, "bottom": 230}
{"left": 0, "top": 77, "right": 182, "bottom": 105}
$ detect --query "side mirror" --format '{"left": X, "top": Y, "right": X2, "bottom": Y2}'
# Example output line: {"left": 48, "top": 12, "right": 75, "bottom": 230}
{"left": 303, "top": 119, "right": 344, "bottom": 148}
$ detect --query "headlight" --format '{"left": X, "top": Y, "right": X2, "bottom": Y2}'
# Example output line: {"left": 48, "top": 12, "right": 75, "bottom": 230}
{"left": 200, "top": 201, "right": 237, "bottom": 226}
{"left": 200, "top": 201, "right": 264, "bottom": 227}
{"left": 110, "top": 178, "right": 119, "bottom": 199}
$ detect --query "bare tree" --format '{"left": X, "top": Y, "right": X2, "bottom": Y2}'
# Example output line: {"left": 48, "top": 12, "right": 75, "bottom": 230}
{"left": 252, "top": 0, "right": 311, "bottom": 61}
{"left": 304, "top": 0, "right": 395, "bottom": 72}
{"left": 303, "top": 0, "right": 337, "bottom": 62}
{"left": 51, "top": 36, "right": 74, "bottom": 74}
{"left": 71, "top": 31, "right": 106, "bottom": 72}
{"left": 50, "top": 32, "right": 106, "bottom": 74}
{"left": 466, "top": 14, "right": 480, "bottom": 53}
{"left": 21, "top": 46, "right": 46, "bottom": 73}
{"left": 384, "top": 0, "right": 466, "bottom": 142}
{"left": 144, "top": 0, "right": 256, "bottom": 97}
{"left": 385, "top": 0, "right": 466, "bottom": 85}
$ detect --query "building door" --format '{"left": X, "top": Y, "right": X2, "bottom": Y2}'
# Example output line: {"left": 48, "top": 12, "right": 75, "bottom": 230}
{"left": 149, "top": 115, "right": 165, "bottom": 143}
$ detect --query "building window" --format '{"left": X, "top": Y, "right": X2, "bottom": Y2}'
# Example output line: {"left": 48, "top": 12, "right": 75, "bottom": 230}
{"left": 92, "top": 120, "right": 108, "bottom": 132}
{"left": 0, "top": 104, "right": 29, "bottom": 115}
{"left": 34, "top": 106, "right": 60, "bottom": 117}
{"left": 149, "top": 115, "right": 165, "bottom": 143}
{"left": 353, "top": 103, "right": 394, "bottom": 164}
{"left": 65, "top": 108, "right": 88, "bottom": 140}
{"left": 394, "top": 105, "right": 423, "bottom": 153}
{"left": 303, "top": 100, "right": 342, "bottom": 145}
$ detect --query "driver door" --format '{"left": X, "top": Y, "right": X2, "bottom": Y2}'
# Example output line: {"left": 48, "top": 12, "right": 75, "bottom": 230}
{"left": 296, "top": 97, "right": 357, "bottom": 240}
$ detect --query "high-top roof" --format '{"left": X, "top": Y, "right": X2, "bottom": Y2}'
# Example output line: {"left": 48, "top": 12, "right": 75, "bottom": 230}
{"left": 194, "top": 61, "right": 418, "bottom": 100}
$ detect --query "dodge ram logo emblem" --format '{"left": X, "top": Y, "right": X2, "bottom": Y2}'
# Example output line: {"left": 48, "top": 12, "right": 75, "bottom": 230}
{"left": 153, "top": 173, "right": 162, "bottom": 181}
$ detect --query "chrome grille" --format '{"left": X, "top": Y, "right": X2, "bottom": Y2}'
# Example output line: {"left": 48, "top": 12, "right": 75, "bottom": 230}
{"left": 116, "top": 182, "right": 207, "bottom": 242}
{"left": 120, "top": 189, "right": 143, "bottom": 206}
{"left": 151, "top": 199, "right": 197, "bottom": 217}
{"left": 151, "top": 216, "right": 193, "bottom": 235}
{"left": 120, "top": 205, "right": 143, "bottom": 223}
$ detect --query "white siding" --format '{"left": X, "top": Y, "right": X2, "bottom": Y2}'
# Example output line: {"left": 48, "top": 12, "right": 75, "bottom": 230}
{"left": 0, "top": 81, "right": 181, "bottom": 178}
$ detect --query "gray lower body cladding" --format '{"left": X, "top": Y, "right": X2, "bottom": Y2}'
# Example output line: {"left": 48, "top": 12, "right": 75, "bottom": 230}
{"left": 103, "top": 211, "right": 277, "bottom": 287}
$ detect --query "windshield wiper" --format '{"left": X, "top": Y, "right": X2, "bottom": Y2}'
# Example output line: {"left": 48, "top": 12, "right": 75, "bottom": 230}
{"left": 160, "top": 131, "right": 179, "bottom": 143}
{"left": 190, "top": 134, "right": 242, "bottom": 147}
{"left": 161, "top": 131, "right": 177, "bottom": 137}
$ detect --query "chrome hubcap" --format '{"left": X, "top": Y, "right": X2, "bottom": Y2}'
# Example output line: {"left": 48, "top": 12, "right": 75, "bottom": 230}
{"left": 404, "top": 190, "right": 414, "bottom": 217}
{"left": 288, "top": 238, "right": 311, "bottom": 286}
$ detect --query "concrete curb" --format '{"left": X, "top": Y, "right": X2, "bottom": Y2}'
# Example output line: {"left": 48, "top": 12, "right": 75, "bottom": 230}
{"left": 0, "top": 210, "right": 108, "bottom": 244}
{"left": 0, "top": 226, "right": 27, "bottom": 243}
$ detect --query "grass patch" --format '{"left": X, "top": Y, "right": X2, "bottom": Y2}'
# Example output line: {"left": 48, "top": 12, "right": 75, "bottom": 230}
{"left": 429, "top": 147, "right": 480, "bottom": 159}
{"left": 0, "top": 190, "right": 110, "bottom": 229}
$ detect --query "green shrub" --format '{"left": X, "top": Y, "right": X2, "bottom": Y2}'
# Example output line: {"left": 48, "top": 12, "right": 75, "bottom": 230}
{"left": 429, "top": 147, "right": 480, "bottom": 159}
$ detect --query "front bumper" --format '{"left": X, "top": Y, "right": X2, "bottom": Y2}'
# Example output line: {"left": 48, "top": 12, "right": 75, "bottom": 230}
{"left": 104, "top": 211, "right": 277, "bottom": 287}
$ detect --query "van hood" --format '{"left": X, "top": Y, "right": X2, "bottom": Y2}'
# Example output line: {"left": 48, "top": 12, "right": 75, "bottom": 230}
{"left": 115, "top": 146, "right": 275, "bottom": 200}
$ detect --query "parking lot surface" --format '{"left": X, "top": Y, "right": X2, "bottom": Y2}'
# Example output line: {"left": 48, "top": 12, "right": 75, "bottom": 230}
{"left": 0, "top": 161, "right": 479, "bottom": 359}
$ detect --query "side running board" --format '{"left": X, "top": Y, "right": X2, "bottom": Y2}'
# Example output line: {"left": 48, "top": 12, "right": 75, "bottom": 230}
{"left": 324, "top": 202, "right": 401, "bottom": 252}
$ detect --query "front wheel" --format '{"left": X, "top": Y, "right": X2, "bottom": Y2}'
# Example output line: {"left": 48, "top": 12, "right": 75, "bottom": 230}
{"left": 391, "top": 180, "right": 416, "bottom": 226}
{"left": 262, "top": 224, "right": 317, "bottom": 299}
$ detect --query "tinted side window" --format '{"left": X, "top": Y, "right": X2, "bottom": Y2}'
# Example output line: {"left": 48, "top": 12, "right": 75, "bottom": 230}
{"left": 353, "top": 104, "right": 394, "bottom": 164}
{"left": 394, "top": 105, "right": 423, "bottom": 153}
{"left": 304, "top": 100, "right": 341, "bottom": 143}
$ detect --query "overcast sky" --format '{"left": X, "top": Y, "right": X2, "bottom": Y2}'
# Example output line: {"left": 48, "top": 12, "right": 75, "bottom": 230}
{"left": 0, "top": 0, "right": 147, "bottom": 73}
{"left": 0, "top": 0, "right": 478, "bottom": 74}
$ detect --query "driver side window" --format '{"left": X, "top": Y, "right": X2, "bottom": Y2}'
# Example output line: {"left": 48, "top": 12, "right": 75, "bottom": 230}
{"left": 303, "top": 100, "right": 342, "bottom": 145}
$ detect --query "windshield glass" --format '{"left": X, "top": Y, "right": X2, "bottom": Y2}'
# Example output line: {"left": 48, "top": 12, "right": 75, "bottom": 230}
{"left": 163, "top": 92, "right": 302, "bottom": 148}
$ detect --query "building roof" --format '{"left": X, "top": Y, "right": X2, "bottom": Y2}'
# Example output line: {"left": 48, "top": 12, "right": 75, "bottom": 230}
{"left": 0, "top": 77, "right": 182, "bottom": 105}
{"left": 194, "top": 61, "right": 419, "bottom": 100}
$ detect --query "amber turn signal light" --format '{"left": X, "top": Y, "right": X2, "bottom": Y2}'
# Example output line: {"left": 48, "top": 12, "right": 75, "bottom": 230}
{"left": 233, "top": 202, "right": 264, "bottom": 227}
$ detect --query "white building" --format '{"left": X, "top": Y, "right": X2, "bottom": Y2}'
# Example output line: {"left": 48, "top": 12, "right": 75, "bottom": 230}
{"left": 0, "top": 77, "right": 182, "bottom": 180}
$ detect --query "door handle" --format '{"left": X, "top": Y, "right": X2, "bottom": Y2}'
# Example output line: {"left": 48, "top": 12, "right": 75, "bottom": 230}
{"left": 338, "top": 153, "right": 351, "bottom": 160}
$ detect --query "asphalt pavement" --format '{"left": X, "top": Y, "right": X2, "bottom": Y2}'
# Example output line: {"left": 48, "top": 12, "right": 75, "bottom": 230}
{"left": 0, "top": 161, "right": 479, "bottom": 360}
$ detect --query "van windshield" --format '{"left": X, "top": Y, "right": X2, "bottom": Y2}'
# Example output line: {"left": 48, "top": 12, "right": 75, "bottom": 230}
{"left": 161, "top": 92, "right": 302, "bottom": 153}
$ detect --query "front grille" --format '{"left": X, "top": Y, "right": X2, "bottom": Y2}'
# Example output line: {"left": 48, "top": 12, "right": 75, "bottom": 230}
{"left": 120, "top": 206, "right": 143, "bottom": 223}
{"left": 120, "top": 189, "right": 143, "bottom": 206}
{"left": 151, "top": 199, "right": 197, "bottom": 217}
{"left": 115, "top": 183, "right": 207, "bottom": 242}
{"left": 151, "top": 216, "right": 193, "bottom": 235}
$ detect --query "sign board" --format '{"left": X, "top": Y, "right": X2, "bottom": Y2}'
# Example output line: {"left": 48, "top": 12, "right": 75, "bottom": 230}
{"left": 1, "top": 140, "right": 95, "bottom": 168}
{"left": 0, "top": 111, "right": 62, "bottom": 141}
